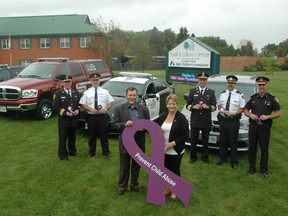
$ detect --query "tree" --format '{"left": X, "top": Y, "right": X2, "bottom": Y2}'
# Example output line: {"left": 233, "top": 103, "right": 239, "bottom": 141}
{"left": 239, "top": 40, "right": 254, "bottom": 56}
{"left": 129, "top": 34, "right": 153, "bottom": 71}
{"left": 260, "top": 43, "right": 277, "bottom": 56}
{"left": 176, "top": 27, "right": 189, "bottom": 44}
{"left": 161, "top": 28, "right": 177, "bottom": 52}
{"left": 275, "top": 39, "right": 288, "bottom": 57}
{"left": 260, "top": 58, "right": 281, "bottom": 77}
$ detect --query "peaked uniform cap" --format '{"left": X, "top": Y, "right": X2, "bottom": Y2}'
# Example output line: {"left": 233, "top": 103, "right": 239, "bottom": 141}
{"left": 59, "top": 74, "right": 72, "bottom": 82}
{"left": 89, "top": 73, "right": 101, "bottom": 79}
{"left": 256, "top": 76, "right": 269, "bottom": 84}
{"left": 197, "top": 72, "right": 209, "bottom": 79}
{"left": 226, "top": 75, "right": 238, "bottom": 83}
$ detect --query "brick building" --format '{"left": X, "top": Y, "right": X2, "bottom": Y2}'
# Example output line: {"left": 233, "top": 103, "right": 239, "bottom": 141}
{"left": 0, "top": 14, "right": 110, "bottom": 67}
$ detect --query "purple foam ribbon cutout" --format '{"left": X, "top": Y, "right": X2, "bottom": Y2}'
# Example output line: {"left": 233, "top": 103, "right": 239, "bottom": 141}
{"left": 122, "top": 119, "right": 193, "bottom": 206}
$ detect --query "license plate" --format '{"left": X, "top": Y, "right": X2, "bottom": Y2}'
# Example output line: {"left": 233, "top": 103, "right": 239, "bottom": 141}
{"left": 0, "top": 106, "right": 7, "bottom": 112}
{"left": 209, "top": 135, "right": 217, "bottom": 144}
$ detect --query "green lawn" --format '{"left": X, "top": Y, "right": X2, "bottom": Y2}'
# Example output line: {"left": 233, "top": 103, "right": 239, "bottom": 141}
{"left": 0, "top": 71, "right": 287, "bottom": 216}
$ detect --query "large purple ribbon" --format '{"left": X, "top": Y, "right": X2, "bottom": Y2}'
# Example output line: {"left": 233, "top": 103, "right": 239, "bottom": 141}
{"left": 122, "top": 119, "right": 193, "bottom": 206}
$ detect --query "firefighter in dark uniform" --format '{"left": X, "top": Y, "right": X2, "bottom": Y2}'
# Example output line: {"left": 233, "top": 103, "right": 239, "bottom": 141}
{"left": 186, "top": 72, "right": 216, "bottom": 164}
{"left": 216, "top": 75, "right": 246, "bottom": 169}
{"left": 53, "top": 75, "right": 81, "bottom": 161}
{"left": 244, "top": 76, "right": 281, "bottom": 178}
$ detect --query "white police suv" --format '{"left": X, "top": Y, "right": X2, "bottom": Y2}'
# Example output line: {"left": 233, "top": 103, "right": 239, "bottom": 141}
{"left": 181, "top": 74, "right": 258, "bottom": 151}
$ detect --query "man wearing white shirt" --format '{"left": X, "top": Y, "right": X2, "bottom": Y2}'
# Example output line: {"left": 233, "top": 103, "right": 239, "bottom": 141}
{"left": 216, "top": 75, "right": 246, "bottom": 169}
{"left": 80, "top": 73, "right": 114, "bottom": 157}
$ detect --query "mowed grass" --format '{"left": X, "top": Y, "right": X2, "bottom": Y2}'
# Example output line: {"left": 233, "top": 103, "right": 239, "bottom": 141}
{"left": 0, "top": 71, "right": 287, "bottom": 216}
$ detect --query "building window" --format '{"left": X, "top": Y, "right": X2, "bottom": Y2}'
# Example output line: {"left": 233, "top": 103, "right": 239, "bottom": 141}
{"left": 19, "top": 59, "right": 32, "bottom": 66}
{"left": 40, "top": 38, "right": 51, "bottom": 48}
{"left": 20, "top": 39, "right": 31, "bottom": 49}
{"left": 79, "top": 37, "right": 91, "bottom": 48}
{"left": 59, "top": 38, "right": 71, "bottom": 48}
{"left": 1, "top": 39, "right": 10, "bottom": 49}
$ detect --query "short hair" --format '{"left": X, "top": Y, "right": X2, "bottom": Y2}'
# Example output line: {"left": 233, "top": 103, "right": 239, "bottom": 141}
{"left": 126, "top": 87, "right": 138, "bottom": 95}
{"left": 166, "top": 94, "right": 178, "bottom": 105}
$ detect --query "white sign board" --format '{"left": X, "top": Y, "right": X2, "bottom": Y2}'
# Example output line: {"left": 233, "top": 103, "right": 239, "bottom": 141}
{"left": 168, "top": 38, "right": 211, "bottom": 68}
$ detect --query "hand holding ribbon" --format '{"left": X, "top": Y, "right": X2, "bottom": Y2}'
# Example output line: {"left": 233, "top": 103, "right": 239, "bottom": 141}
{"left": 122, "top": 119, "right": 193, "bottom": 206}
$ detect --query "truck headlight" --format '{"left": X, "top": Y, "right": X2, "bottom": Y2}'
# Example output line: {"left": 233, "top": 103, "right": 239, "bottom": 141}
{"left": 22, "top": 89, "right": 38, "bottom": 98}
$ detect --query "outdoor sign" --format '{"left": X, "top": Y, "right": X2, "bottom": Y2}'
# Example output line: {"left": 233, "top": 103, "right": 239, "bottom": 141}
{"left": 166, "top": 37, "right": 220, "bottom": 84}
{"left": 168, "top": 38, "right": 211, "bottom": 69}
{"left": 122, "top": 119, "right": 193, "bottom": 206}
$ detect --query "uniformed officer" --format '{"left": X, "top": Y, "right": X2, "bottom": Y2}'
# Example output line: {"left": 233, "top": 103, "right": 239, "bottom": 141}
{"left": 53, "top": 75, "right": 81, "bottom": 161}
{"left": 216, "top": 75, "right": 246, "bottom": 169}
{"left": 244, "top": 76, "right": 281, "bottom": 178}
{"left": 186, "top": 72, "right": 216, "bottom": 164}
{"left": 80, "top": 73, "right": 114, "bottom": 157}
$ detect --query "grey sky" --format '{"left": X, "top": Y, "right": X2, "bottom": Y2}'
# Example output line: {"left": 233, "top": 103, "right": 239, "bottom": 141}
{"left": 3, "top": 0, "right": 288, "bottom": 51}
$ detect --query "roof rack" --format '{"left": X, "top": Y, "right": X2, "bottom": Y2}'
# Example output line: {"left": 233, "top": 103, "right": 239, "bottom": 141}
{"left": 119, "top": 72, "right": 153, "bottom": 79}
{"left": 37, "top": 57, "right": 69, "bottom": 62}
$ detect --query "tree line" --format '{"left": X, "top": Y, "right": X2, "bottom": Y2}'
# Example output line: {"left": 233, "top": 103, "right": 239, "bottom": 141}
{"left": 91, "top": 17, "right": 288, "bottom": 70}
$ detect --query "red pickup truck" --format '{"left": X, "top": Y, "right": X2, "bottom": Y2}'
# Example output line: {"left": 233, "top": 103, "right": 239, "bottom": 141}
{"left": 0, "top": 59, "right": 111, "bottom": 119}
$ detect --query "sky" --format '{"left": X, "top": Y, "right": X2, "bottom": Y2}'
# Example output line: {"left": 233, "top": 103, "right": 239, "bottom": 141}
{"left": 3, "top": 0, "right": 288, "bottom": 51}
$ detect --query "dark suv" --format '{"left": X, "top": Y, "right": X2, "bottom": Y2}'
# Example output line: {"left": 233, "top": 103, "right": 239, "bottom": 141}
{"left": 0, "top": 65, "right": 26, "bottom": 82}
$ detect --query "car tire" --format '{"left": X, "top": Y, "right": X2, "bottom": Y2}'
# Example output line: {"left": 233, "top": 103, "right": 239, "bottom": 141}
{"left": 35, "top": 99, "right": 53, "bottom": 120}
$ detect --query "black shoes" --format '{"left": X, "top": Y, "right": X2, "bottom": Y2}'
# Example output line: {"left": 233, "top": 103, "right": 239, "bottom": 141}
{"left": 202, "top": 159, "right": 210, "bottom": 164}
{"left": 216, "top": 160, "right": 226, "bottom": 166}
{"left": 189, "top": 158, "right": 197, "bottom": 164}
{"left": 130, "top": 186, "right": 143, "bottom": 193}
{"left": 117, "top": 189, "right": 126, "bottom": 196}
{"left": 60, "top": 157, "right": 68, "bottom": 161}
{"left": 231, "top": 164, "right": 238, "bottom": 169}
{"left": 247, "top": 168, "right": 256, "bottom": 175}
{"left": 103, "top": 153, "right": 110, "bottom": 157}
{"left": 262, "top": 172, "right": 269, "bottom": 178}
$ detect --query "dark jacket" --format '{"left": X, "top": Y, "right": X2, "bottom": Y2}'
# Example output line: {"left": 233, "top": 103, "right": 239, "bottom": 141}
{"left": 53, "top": 89, "right": 81, "bottom": 127}
{"left": 112, "top": 103, "right": 150, "bottom": 154}
{"left": 157, "top": 111, "right": 189, "bottom": 155}
{"left": 186, "top": 87, "right": 216, "bottom": 128}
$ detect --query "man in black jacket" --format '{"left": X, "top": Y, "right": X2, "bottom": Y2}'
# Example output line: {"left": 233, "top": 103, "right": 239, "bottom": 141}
{"left": 53, "top": 75, "right": 81, "bottom": 161}
{"left": 112, "top": 87, "right": 150, "bottom": 195}
{"left": 186, "top": 72, "right": 216, "bottom": 164}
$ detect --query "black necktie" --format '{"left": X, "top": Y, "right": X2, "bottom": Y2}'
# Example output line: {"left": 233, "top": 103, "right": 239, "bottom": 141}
{"left": 67, "top": 90, "right": 71, "bottom": 97}
{"left": 201, "top": 89, "right": 204, "bottom": 95}
{"left": 94, "top": 88, "right": 98, "bottom": 109}
{"left": 225, "top": 92, "right": 231, "bottom": 111}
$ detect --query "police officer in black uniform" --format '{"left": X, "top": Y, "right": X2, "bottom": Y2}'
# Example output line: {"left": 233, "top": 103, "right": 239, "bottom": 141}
{"left": 53, "top": 75, "right": 81, "bottom": 160}
{"left": 244, "top": 76, "right": 281, "bottom": 178}
{"left": 186, "top": 72, "right": 216, "bottom": 164}
{"left": 216, "top": 75, "right": 246, "bottom": 169}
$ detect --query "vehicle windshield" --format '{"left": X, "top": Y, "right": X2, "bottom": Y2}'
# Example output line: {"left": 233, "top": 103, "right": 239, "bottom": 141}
{"left": 207, "top": 82, "right": 257, "bottom": 102}
{"left": 17, "top": 64, "right": 57, "bottom": 79}
{"left": 101, "top": 81, "right": 144, "bottom": 97}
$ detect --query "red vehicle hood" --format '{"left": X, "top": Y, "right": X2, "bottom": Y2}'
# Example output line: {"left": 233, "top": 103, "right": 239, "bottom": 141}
{"left": 0, "top": 77, "right": 57, "bottom": 89}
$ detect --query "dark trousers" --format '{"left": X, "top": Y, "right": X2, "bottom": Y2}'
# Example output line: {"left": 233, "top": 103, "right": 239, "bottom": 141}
{"left": 165, "top": 154, "right": 183, "bottom": 176}
{"left": 248, "top": 123, "right": 271, "bottom": 172}
{"left": 87, "top": 114, "right": 110, "bottom": 156}
{"left": 190, "top": 127, "right": 210, "bottom": 161}
{"left": 219, "top": 119, "right": 240, "bottom": 164}
{"left": 118, "top": 153, "right": 141, "bottom": 190}
{"left": 58, "top": 126, "right": 77, "bottom": 159}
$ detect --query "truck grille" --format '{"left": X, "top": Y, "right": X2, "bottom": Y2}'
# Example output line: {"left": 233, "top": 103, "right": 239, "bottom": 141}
{"left": 0, "top": 87, "right": 21, "bottom": 100}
